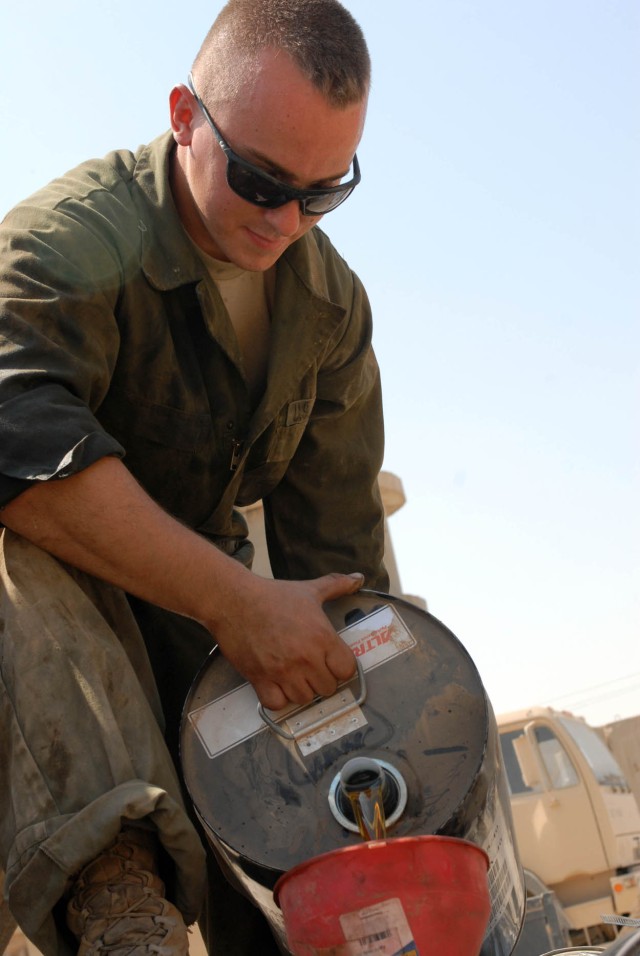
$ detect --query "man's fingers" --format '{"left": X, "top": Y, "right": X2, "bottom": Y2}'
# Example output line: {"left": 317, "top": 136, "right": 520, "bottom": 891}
{"left": 255, "top": 674, "right": 326, "bottom": 710}
{"left": 308, "top": 669, "right": 340, "bottom": 700}
{"left": 254, "top": 679, "right": 288, "bottom": 712}
{"left": 326, "top": 640, "right": 357, "bottom": 683}
{"left": 254, "top": 650, "right": 355, "bottom": 710}
{"left": 313, "top": 570, "right": 364, "bottom": 603}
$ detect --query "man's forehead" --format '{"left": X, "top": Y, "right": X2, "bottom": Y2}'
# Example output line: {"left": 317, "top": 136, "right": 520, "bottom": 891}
{"left": 203, "top": 46, "right": 367, "bottom": 116}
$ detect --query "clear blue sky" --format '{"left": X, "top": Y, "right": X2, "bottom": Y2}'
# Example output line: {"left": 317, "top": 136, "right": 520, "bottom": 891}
{"left": 1, "top": 1, "right": 637, "bottom": 726}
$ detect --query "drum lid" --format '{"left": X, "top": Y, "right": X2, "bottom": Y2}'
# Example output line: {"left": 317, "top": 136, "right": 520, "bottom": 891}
{"left": 180, "top": 591, "right": 489, "bottom": 874}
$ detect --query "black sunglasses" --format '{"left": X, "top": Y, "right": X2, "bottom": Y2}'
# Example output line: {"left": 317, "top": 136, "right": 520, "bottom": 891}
{"left": 187, "top": 73, "right": 360, "bottom": 216}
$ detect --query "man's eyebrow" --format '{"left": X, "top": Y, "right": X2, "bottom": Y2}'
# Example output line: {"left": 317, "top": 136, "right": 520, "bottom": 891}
{"left": 244, "top": 146, "right": 351, "bottom": 186}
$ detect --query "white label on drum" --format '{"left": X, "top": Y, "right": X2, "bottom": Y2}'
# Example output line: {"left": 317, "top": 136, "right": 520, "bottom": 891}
{"left": 187, "top": 604, "right": 415, "bottom": 759}
{"left": 187, "top": 682, "right": 266, "bottom": 758}
{"left": 342, "top": 604, "right": 416, "bottom": 669}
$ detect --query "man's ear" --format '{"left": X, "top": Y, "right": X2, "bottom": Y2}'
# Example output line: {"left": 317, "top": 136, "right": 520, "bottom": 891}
{"left": 169, "top": 85, "right": 196, "bottom": 146}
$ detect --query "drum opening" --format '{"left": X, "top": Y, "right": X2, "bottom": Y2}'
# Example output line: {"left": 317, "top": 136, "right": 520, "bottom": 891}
{"left": 328, "top": 757, "right": 408, "bottom": 833}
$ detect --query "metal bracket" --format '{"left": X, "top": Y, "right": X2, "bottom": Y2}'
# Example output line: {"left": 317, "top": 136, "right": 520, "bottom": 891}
{"left": 257, "top": 658, "right": 367, "bottom": 741}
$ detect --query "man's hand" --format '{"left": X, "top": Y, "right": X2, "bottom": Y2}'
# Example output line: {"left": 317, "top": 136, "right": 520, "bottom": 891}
{"left": 209, "top": 571, "right": 363, "bottom": 711}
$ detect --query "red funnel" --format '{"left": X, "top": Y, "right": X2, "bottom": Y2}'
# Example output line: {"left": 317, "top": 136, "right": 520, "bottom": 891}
{"left": 274, "top": 835, "right": 491, "bottom": 956}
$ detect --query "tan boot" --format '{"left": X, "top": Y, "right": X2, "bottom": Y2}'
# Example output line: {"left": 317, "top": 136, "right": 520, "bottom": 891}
{"left": 66, "top": 826, "right": 190, "bottom": 956}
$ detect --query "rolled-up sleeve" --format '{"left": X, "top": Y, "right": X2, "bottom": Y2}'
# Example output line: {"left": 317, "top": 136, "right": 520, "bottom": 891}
{"left": 0, "top": 197, "right": 127, "bottom": 506}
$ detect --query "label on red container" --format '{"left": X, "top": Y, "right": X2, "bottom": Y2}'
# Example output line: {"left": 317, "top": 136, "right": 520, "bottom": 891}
{"left": 331, "top": 897, "right": 420, "bottom": 955}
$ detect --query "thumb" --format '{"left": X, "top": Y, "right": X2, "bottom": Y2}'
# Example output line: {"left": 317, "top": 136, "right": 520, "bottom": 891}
{"left": 313, "top": 571, "right": 365, "bottom": 603}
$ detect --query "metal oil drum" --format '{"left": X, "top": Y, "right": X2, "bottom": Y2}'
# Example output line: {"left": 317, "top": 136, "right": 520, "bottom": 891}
{"left": 180, "top": 590, "right": 526, "bottom": 955}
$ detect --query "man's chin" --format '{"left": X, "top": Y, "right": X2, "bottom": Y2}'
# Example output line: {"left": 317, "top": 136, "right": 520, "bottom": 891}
{"left": 230, "top": 239, "right": 290, "bottom": 272}
{"left": 242, "top": 228, "right": 291, "bottom": 265}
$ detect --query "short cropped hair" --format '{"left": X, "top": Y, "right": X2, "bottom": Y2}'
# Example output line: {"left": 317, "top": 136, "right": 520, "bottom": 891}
{"left": 192, "top": 0, "right": 370, "bottom": 109}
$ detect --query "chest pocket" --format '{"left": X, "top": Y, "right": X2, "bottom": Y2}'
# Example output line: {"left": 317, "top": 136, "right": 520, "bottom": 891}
{"left": 266, "top": 397, "right": 314, "bottom": 462}
{"left": 236, "top": 394, "right": 316, "bottom": 506}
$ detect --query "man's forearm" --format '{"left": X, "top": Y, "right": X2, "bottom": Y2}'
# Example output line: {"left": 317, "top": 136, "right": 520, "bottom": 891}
{"left": 0, "top": 455, "right": 246, "bottom": 628}
{"left": 0, "top": 455, "right": 361, "bottom": 710}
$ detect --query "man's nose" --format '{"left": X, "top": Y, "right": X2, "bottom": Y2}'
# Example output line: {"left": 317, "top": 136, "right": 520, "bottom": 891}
{"left": 263, "top": 200, "right": 302, "bottom": 237}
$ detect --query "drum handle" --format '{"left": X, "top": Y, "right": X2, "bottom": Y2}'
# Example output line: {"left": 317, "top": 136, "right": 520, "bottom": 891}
{"left": 257, "top": 658, "right": 367, "bottom": 740}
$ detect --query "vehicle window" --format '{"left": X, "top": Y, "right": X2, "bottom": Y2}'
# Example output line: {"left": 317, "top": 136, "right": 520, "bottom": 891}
{"left": 558, "top": 716, "right": 627, "bottom": 787}
{"left": 499, "top": 729, "right": 541, "bottom": 794}
{"left": 534, "top": 725, "right": 579, "bottom": 789}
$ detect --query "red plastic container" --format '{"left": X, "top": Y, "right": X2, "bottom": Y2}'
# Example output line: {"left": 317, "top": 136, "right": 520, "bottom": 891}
{"left": 274, "top": 835, "right": 491, "bottom": 956}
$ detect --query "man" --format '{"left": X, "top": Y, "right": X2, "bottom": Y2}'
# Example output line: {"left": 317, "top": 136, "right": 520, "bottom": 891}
{"left": 0, "top": 1, "right": 387, "bottom": 953}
